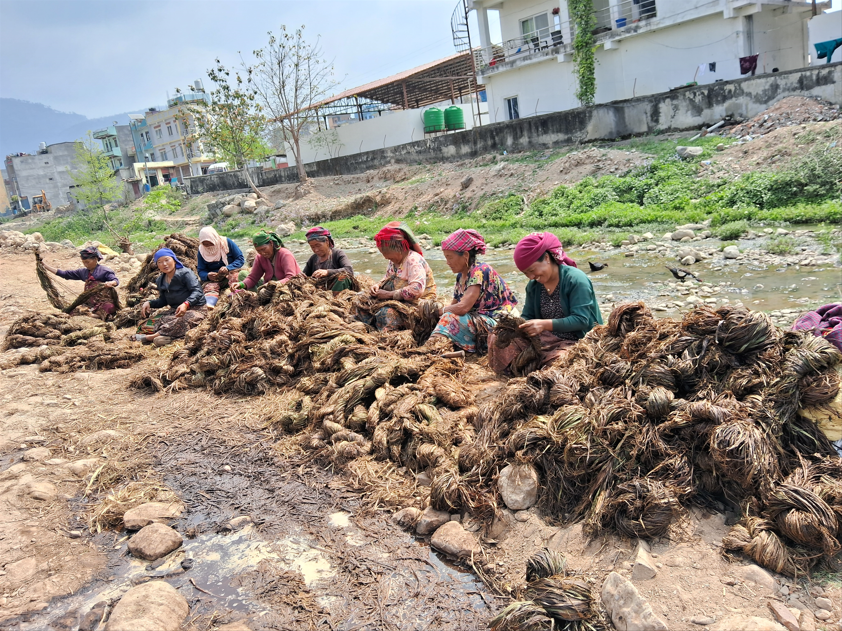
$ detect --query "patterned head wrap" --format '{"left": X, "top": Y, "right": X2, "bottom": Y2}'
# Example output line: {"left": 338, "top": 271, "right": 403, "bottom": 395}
{"left": 374, "top": 221, "right": 423, "bottom": 255}
{"left": 441, "top": 229, "right": 486, "bottom": 255}
{"left": 306, "top": 226, "right": 334, "bottom": 247}
{"left": 513, "top": 232, "right": 577, "bottom": 272}
{"left": 153, "top": 247, "right": 184, "bottom": 269}
{"left": 79, "top": 246, "right": 103, "bottom": 261}
{"left": 198, "top": 226, "right": 229, "bottom": 266}
{"left": 252, "top": 230, "right": 284, "bottom": 249}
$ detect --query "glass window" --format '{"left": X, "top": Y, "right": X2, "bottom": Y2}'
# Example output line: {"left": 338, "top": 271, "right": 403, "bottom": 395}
{"left": 155, "top": 129, "right": 162, "bottom": 139}
{"left": 505, "top": 96, "right": 519, "bottom": 120}
{"left": 167, "top": 125, "right": 173, "bottom": 136}
{"left": 161, "top": 149, "right": 168, "bottom": 160}
{"left": 520, "top": 13, "right": 550, "bottom": 42}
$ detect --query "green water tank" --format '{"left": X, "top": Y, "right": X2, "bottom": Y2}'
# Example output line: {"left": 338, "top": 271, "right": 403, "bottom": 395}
{"left": 423, "top": 107, "right": 445, "bottom": 133}
{"left": 444, "top": 106, "right": 465, "bottom": 131}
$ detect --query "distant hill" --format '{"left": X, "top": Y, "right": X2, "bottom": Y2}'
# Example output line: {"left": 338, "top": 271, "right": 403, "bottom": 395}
{"left": 0, "top": 98, "right": 137, "bottom": 157}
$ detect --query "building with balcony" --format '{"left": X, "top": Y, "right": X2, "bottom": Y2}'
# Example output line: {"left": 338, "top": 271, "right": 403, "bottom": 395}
{"left": 93, "top": 125, "right": 140, "bottom": 200}
{"left": 468, "top": 0, "right": 832, "bottom": 123}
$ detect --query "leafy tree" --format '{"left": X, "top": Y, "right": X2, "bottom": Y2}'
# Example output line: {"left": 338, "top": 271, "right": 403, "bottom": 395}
{"left": 249, "top": 25, "right": 338, "bottom": 183}
{"left": 182, "top": 60, "right": 268, "bottom": 197}
{"left": 569, "top": 0, "right": 597, "bottom": 106}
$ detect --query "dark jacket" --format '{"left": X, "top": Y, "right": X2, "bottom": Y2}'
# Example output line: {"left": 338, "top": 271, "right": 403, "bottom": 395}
{"left": 149, "top": 267, "right": 206, "bottom": 309}
{"left": 521, "top": 264, "right": 602, "bottom": 339}
{"left": 197, "top": 238, "right": 245, "bottom": 281}
{"left": 303, "top": 248, "right": 353, "bottom": 277}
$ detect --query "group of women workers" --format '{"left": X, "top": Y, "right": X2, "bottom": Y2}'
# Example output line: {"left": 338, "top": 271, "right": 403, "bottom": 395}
{"left": 58, "top": 220, "right": 601, "bottom": 373}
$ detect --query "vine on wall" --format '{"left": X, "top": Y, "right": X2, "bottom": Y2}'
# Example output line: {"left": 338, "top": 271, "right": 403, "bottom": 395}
{"left": 568, "top": 0, "right": 597, "bottom": 106}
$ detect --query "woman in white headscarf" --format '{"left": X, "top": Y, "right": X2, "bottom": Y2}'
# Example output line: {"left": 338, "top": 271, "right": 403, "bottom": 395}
{"left": 196, "top": 226, "right": 245, "bottom": 307}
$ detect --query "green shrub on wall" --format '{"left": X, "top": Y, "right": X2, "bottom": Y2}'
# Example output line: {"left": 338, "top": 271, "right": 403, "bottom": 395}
{"left": 569, "top": 0, "right": 597, "bottom": 106}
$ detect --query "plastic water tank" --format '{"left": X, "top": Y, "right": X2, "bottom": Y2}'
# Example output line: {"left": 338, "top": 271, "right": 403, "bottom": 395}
{"left": 423, "top": 108, "right": 445, "bottom": 133}
{"left": 444, "top": 106, "right": 465, "bottom": 131}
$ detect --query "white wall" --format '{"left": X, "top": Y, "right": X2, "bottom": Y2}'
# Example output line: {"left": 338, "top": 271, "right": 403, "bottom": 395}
{"left": 808, "top": 11, "right": 842, "bottom": 65}
{"left": 298, "top": 103, "right": 485, "bottom": 164}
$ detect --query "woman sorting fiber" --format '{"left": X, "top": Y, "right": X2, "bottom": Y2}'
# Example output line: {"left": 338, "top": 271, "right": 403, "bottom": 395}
{"left": 303, "top": 226, "right": 354, "bottom": 292}
{"left": 41, "top": 246, "right": 119, "bottom": 320}
{"left": 197, "top": 226, "right": 244, "bottom": 307}
{"left": 134, "top": 248, "right": 207, "bottom": 346}
{"left": 428, "top": 229, "right": 517, "bottom": 353}
{"left": 232, "top": 230, "right": 301, "bottom": 291}
{"left": 488, "top": 232, "right": 602, "bottom": 375}
{"left": 358, "top": 221, "right": 437, "bottom": 332}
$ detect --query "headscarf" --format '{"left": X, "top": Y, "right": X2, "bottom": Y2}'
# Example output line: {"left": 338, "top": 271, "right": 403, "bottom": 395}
{"left": 306, "top": 226, "right": 334, "bottom": 248}
{"left": 79, "top": 246, "right": 103, "bottom": 261}
{"left": 441, "top": 229, "right": 487, "bottom": 255}
{"left": 198, "top": 226, "right": 229, "bottom": 266}
{"left": 153, "top": 247, "right": 184, "bottom": 269}
{"left": 252, "top": 230, "right": 284, "bottom": 249}
{"left": 513, "top": 232, "right": 577, "bottom": 272}
{"left": 374, "top": 221, "right": 423, "bottom": 255}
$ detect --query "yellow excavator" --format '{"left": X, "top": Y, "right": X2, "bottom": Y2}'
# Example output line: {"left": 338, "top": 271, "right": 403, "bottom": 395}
{"left": 31, "top": 190, "right": 51, "bottom": 213}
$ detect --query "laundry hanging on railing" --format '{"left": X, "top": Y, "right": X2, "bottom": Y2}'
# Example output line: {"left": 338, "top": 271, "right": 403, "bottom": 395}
{"left": 739, "top": 54, "right": 759, "bottom": 76}
{"left": 708, "top": 62, "right": 716, "bottom": 72}
{"left": 814, "top": 38, "right": 842, "bottom": 64}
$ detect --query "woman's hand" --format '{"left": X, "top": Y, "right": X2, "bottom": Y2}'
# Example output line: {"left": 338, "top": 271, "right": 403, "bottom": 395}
{"left": 174, "top": 302, "right": 189, "bottom": 318}
{"left": 140, "top": 301, "right": 151, "bottom": 318}
{"left": 375, "top": 288, "right": 394, "bottom": 300}
{"left": 519, "top": 319, "right": 551, "bottom": 337}
{"left": 104, "top": 281, "right": 117, "bottom": 287}
{"left": 43, "top": 263, "right": 58, "bottom": 274}
{"left": 207, "top": 271, "right": 218, "bottom": 281}
{"left": 312, "top": 269, "right": 329, "bottom": 279}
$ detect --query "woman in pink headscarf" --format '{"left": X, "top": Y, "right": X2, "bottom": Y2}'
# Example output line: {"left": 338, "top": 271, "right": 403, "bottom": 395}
{"left": 488, "top": 232, "right": 602, "bottom": 375}
{"left": 427, "top": 229, "right": 517, "bottom": 353}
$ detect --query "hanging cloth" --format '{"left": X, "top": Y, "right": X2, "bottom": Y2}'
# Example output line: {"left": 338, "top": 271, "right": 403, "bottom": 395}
{"left": 708, "top": 62, "right": 716, "bottom": 72}
{"left": 739, "top": 54, "right": 759, "bottom": 76}
{"left": 815, "top": 39, "right": 842, "bottom": 64}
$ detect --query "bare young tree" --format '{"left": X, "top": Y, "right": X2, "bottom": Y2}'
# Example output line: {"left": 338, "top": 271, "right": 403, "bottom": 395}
{"left": 249, "top": 25, "right": 337, "bottom": 183}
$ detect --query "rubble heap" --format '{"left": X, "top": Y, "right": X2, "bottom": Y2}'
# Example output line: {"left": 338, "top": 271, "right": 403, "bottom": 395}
{"left": 728, "top": 96, "right": 841, "bottom": 138}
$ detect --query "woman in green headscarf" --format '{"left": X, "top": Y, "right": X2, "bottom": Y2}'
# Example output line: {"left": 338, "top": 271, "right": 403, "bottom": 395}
{"left": 232, "top": 229, "right": 302, "bottom": 290}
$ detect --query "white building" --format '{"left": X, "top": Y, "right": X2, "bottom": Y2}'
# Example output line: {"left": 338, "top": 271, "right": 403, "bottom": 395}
{"left": 469, "top": 0, "right": 833, "bottom": 123}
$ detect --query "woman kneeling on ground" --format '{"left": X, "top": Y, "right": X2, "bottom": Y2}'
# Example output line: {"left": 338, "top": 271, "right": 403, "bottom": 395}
{"left": 303, "top": 226, "right": 354, "bottom": 292}
{"left": 428, "top": 229, "right": 517, "bottom": 353}
{"left": 358, "top": 221, "right": 437, "bottom": 332}
{"left": 232, "top": 230, "right": 301, "bottom": 291}
{"left": 134, "top": 249, "right": 207, "bottom": 346}
{"left": 197, "top": 226, "right": 244, "bottom": 308}
{"left": 42, "top": 246, "right": 119, "bottom": 320}
{"left": 488, "top": 232, "right": 602, "bottom": 375}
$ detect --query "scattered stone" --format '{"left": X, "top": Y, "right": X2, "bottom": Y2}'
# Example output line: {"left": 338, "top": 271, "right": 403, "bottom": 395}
{"left": 123, "top": 502, "right": 184, "bottom": 530}
{"left": 676, "top": 146, "right": 704, "bottom": 159}
{"left": 431, "top": 521, "right": 480, "bottom": 559}
{"left": 815, "top": 597, "right": 833, "bottom": 611}
{"left": 228, "top": 516, "right": 252, "bottom": 530}
{"left": 79, "top": 602, "right": 107, "bottom": 631}
{"left": 681, "top": 256, "right": 696, "bottom": 265}
{"left": 222, "top": 204, "right": 239, "bottom": 217}
{"left": 601, "top": 571, "right": 668, "bottom": 631}
{"left": 217, "top": 622, "right": 253, "bottom": 631}
{"left": 105, "top": 580, "right": 188, "bottom": 631}
{"left": 710, "top": 615, "right": 786, "bottom": 631}
{"left": 80, "top": 430, "right": 124, "bottom": 446}
{"left": 737, "top": 564, "right": 776, "bottom": 591}
{"left": 768, "top": 600, "right": 801, "bottom": 631}
{"left": 393, "top": 507, "right": 422, "bottom": 529}
{"left": 44, "top": 458, "right": 69, "bottom": 466}
{"left": 815, "top": 609, "right": 832, "bottom": 621}
{"left": 672, "top": 229, "right": 695, "bottom": 241}
{"left": 241, "top": 199, "right": 257, "bottom": 213}
{"left": 276, "top": 221, "right": 296, "bottom": 237}
{"left": 776, "top": 228, "right": 790, "bottom": 235}
{"left": 488, "top": 511, "right": 513, "bottom": 539}
{"left": 416, "top": 471, "right": 432, "bottom": 486}
{"left": 5, "top": 557, "right": 38, "bottom": 585}
{"left": 513, "top": 510, "right": 530, "bottom": 522}
{"left": 497, "top": 463, "right": 539, "bottom": 510}
{"left": 67, "top": 530, "right": 82, "bottom": 539}
{"left": 632, "top": 546, "right": 658, "bottom": 581}
{"left": 22, "top": 447, "right": 51, "bottom": 461}
{"left": 723, "top": 246, "right": 740, "bottom": 259}
{"left": 127, "top": 523, "right": 183, "bottom": 561}
{"left": 27, "top": 480, "right": 57, "bottom": 501}
{"left": 691, "top": 616, "right": 716, "bottom": 625}
{"left": 460, "top": 175, "right": 474, "bottom": 189}
{"left": 68, "top": 458, "right": 100, "bottom": 478}
{"left": 416, "top": 506, "right": 451, "bottom": 536}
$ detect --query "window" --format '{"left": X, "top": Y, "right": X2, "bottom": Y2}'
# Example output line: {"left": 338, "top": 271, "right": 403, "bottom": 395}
{"left": 167, "top": 125, "right": 173, "bottom": 136}
{"left": 161, "top": 149, "right": 168, "bottom": 160}
{"left": 144, "top": 131, "right": 151, "bottom": 142}
{"left": 505, "top": 96, "right": 520, "bottom": 120}
{"left": 155, "top": 129, "right": 162, "bottom": 139}
{"left": 44, "top": 161, "right": 49, "bottom": 165}
{"left": 149, "top": 152, "right": 155, "bottom": 161}
{"left": 520, "top": 13, "right": 550, "bottom": 43}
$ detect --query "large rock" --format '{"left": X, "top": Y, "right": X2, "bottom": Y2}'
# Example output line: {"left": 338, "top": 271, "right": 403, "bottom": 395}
{"left": 22, "top": 447, "right": 51, "bottom": 461}
{"left": 222, "top": 204, "right": 239, "bottom": 217}
{"left": 127, "top": 523, "right": 183, "bottom": 561}
{"left": 632, "top": 546, "right": 658, "bottom": 581}
{"left": 68, "top": 458, "right": 100, "bottom": 478}
{"left": 415, "top": 507, "right": 451, "bottom": 536}
{"left": 123, "top": 502, "right": 184, "bottom": 530}
{"left": 276, "top": 221, "right": 296, "bottom": 237}
{"left": 498, "top": 464, "right": 539, "bottom": 511}
{"left": 392, "top": 507, "right": 422, "bottom": 529}
{"left": 601, "top": 571, "right": 668, "bottom": 631}
{"left": 676, "top": 146, "right": 704, "bottom": 159}
{"left": 106, "top": 580, "right": 188, "bottom": 631}
{"left": 723, "top": 245, "right": 740, "bottom": 259}
{"left": 672, "top": 229, "right": 695, "bottom": 241}
{"left": 736, "top": 564, "right": 776, "bottom": 592}
{"left": 241, "top": 199, "right": 257, "bottom": 213}
{"left": 81, "top": 430, "right": 124, "bottom": 446}
{"left": 430, "top": 521, "right": 480, "bottom": 559}
{"left": 709, "top": 615, "right": 785, "bottom": 631}
{"left": 26, "top": 480, "right": 57, "bottom": 501}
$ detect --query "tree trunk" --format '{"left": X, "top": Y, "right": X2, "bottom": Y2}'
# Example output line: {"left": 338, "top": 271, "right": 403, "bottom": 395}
{"left": 243, "top": 167, "right": 268, "bottom": 200}
{"left": 293, "top": 136, "right": 308, "bottom": 183}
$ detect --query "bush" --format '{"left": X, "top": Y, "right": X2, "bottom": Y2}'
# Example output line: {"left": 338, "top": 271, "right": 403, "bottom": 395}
{"left": 714, "top": 220, "right": 750, "bottom": 240}
{"left": 765, "top": 235, "right": 798, "bottom": 255}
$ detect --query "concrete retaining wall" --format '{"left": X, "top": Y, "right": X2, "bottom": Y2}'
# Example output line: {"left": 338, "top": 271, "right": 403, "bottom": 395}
{"left": 186, "top": 61, "right": 841, "bottom": 195}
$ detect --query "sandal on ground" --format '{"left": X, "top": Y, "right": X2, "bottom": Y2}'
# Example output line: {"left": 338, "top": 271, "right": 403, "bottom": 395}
{"left": 131, "top": 334, "right": 152, "bottom": 344}
{"left": 152, "top": 336, "right": 173, "bottom": 347}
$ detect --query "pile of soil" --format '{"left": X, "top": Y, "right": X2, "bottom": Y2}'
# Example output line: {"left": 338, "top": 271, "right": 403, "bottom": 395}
{"left": 728, "top": 96, "right": 841, "bottom": 138}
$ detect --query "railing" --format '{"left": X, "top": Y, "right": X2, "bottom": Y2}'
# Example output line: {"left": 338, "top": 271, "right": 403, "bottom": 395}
{"left": 475, "top": 0, "right": 657, "bottom": 74}
{"left": 167, "top": 92, "right": 210, "bottom": 108}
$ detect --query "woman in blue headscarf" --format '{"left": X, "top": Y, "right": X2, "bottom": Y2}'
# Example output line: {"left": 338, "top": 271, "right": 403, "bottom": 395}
{"left": 132, "top": 248, "right": 207, "bottom": 346}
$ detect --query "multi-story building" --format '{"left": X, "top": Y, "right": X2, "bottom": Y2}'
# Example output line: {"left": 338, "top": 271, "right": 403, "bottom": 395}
{"left": 0, "top": 169, "right": 10, "bottom": 215}
{"left": 92, "top": 124, "right": 140, "bottom": 200}
{"left": 468, "top": 0, "right": 831, "bottom": 123}
{"left": 4, "top": 142, "right": 82, "bottom": 209}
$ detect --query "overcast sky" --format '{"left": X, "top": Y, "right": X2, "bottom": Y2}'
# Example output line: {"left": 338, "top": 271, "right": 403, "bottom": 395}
{"left": 0, "top": 0, "right": 838, "bottom": 119}
{"left": 0, "top": 0, "right": 470, "bottom": 118}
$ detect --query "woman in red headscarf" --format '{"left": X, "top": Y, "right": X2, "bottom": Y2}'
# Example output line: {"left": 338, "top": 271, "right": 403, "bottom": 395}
{"left": 488, "top": 232, "right": 602, "bottom": 375}
{"left": 427, "top": 229, "right": 517, "bottom": 353}
{"left": 357, "top": 221, "right": 437, "bottom": 331}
